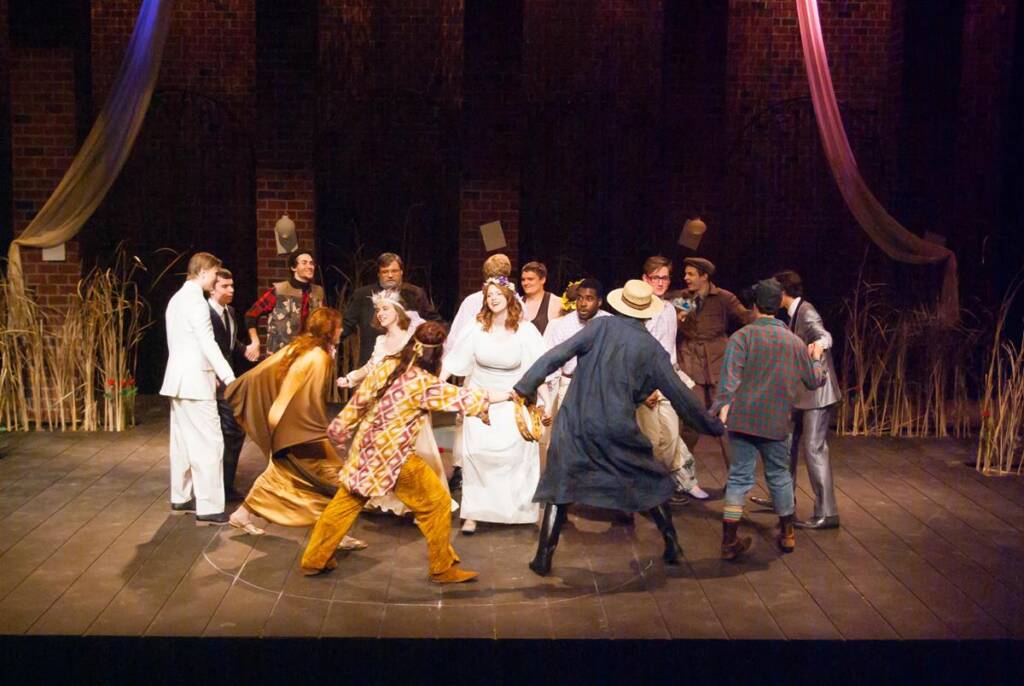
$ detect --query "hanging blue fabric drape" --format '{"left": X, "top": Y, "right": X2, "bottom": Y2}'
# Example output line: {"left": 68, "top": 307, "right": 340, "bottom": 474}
{"left": 6, "top": 0, "right": 174, "bottom": 290}
{"left": 796, "top": 0, "right": 959, "bottom": 323}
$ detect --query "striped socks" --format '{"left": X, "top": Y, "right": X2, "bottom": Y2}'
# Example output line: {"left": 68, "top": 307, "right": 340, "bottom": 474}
{"left": 723, "top": 504, "right": 744, "bottom": 523}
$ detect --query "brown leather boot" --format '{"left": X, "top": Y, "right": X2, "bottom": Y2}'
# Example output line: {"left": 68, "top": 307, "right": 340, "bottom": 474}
{"left": 721, "top": 520, "right": 753, "bottom": 561}
{"left": 777, "top": 514, "right": 796, "bottom": 553}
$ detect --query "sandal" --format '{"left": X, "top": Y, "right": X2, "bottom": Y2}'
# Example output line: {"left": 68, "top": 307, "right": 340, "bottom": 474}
{"left": 229, "top": 518, "right": 265, "bottom": 536}
{"left": 337, "top": 535, "right": 368, "bottom": 551}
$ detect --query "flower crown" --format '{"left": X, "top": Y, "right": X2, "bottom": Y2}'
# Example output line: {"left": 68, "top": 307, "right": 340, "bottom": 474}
{"left": 370, "top": 289, "right": 406, "bottom": 310}
{"left": 560, "top": 279, "right": 584, "bottom": 312}
{"left": 483, "top": 275, "right": 513, "bottom": 290}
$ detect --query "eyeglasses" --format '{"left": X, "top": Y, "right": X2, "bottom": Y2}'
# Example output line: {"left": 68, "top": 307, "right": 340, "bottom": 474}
{"left": 646, "top": 275, "right": 671, "bottom": 282}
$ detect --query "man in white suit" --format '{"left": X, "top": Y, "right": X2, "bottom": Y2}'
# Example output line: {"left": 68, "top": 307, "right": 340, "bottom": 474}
{"left": 161, "top": 252, "right": 237, "bottom": 523}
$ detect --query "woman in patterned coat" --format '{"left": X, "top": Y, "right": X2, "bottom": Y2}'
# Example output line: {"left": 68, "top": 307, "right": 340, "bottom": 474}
{"left": 301, "top": 322, "right": 511, "bottom": 583}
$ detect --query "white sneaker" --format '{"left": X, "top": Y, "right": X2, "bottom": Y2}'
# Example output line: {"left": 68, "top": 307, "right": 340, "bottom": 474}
{"left": 461, "top": 519, "right": 477, "bottom": 535}
{"left": 686, "top": 485, "right": 710, "bottom": 500}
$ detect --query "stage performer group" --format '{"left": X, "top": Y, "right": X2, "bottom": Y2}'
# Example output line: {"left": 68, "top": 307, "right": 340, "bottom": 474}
{"left": 161, "top": 246, "right": 835, "bottom": 584}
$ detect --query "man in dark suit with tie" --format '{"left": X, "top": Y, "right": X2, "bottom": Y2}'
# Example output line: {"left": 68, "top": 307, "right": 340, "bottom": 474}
{"left": 751, "top": 270, "right": 841, "bottom": 529}
{"left": 208, "top": 269, "right": 247, "bottom": 499}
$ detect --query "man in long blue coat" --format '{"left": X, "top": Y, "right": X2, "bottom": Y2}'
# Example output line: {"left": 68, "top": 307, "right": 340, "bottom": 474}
{"left": 514, "top": 280, "right": 725, "bottom": 576}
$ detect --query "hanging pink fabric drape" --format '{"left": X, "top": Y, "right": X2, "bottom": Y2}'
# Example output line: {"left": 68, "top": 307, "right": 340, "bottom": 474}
{"left": 796, "top": 0, "right": 959, "bottom": 324}
{"left": 5, "top": 0, "right": 173, "bottom": 291}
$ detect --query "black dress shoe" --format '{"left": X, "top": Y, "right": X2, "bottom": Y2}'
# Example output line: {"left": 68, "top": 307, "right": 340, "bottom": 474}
{"left": 171, "top": 499, "right": 196, "bottom": 512}
{"left": 196, "top": 512, "right": 229, "bottom": 525}
{"left": 750, "top": 496, "right": 774, "bottom": 509}
{"left": 794, "top": 515, "right": 840, "bottom": 530}
{"left": 447, "top": 467, "right": 463, "bottom": 492}
{"left": 668, "top": 490, "right": 690, "bottom": 506}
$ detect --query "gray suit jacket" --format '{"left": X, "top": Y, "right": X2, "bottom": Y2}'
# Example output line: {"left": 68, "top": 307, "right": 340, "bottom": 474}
{"left": 789, "top": 299, "right": 840, "bottom": 409}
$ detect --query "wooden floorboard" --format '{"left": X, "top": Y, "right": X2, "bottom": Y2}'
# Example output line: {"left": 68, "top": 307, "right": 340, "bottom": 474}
{"left": 1, "top": 416, "right": 1022, "bottom": 640}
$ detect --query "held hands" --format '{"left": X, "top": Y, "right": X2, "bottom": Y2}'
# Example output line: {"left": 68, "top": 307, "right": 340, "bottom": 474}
{"left": 541, "top": 411, "right": 554, "bottom": 427}
{"left": 487, "top": 389, "right": 515, "bottom": 404}
{"left": 244, "top": 340, "right": 261, "bottom": 362}
{"left": 326, "top": 417, "right": 347, "bottom": 446}
{"left": 807, "top": 342, "right": 824, "bottom": 361}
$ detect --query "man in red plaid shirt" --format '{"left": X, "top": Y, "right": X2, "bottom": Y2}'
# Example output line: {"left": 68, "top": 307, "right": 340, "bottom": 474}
{"left": 712, "top": 278, "right": 827, "bottom": 560}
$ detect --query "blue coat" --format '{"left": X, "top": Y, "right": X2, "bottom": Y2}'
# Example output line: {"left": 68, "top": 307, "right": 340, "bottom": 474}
{"left": 514, "top": 315, "right": 725, "bottom": 511}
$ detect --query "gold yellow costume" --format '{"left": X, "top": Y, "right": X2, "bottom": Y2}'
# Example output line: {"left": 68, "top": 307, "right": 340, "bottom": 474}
{"left": 301, "top": 358, "right": 490, "bottom": 577}
{"left": 224, "top": 345, "right": 341, "bottom": 526}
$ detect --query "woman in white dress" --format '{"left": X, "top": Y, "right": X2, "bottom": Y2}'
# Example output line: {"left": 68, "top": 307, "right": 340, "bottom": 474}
{"left": 338, "top": 290, "right": 452, "bottom": 515}
{"left": 442, "top": 276, "right": 549, "bottom": 533}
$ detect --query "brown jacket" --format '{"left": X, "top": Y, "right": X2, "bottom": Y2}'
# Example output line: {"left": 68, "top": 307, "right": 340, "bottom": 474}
{"left": 669, "top": 283, "right": 754, "bottom": 387}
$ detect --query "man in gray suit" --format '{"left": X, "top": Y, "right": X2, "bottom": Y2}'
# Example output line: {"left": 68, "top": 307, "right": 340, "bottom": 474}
{"left": 753, "top": 271, "right": 841, "bottom": 529}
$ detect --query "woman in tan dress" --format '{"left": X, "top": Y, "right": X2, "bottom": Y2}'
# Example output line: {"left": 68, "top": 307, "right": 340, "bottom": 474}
{"left": 224, "top": 307, "right": 364, "bottom": 550}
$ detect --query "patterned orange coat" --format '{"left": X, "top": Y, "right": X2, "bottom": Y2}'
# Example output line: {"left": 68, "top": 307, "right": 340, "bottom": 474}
{"left": 329, "top": 359, "right": 490, "bottom": 497}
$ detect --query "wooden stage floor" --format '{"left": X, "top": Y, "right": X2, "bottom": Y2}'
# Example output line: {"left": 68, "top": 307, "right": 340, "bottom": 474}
{"left": 2, "top": 400, "right": 1023, "bottom": 641}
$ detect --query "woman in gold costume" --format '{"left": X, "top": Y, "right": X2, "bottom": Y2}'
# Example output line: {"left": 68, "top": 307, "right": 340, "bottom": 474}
{"left": 224, "top": 307, "right": 364, "bottom": 550}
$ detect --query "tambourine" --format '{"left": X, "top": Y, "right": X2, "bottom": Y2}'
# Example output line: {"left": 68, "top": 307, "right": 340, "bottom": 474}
{"left": 512, "top": 394, "right": 544, "bottom": 442}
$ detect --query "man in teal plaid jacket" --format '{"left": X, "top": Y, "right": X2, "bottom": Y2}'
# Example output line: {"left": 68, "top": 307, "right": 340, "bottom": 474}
{"left": 712, "top": 278, "right": 827, "bottom": 560}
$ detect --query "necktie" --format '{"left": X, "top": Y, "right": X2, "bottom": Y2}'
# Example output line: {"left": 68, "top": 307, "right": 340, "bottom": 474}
{"left": 222, "top": 308, "right": 230, "bottom": 339}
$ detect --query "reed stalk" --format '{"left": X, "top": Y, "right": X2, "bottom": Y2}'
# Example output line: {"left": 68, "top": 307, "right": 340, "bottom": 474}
{"left": 976, "top": 275, "right": 1024, "bottom": 474}
{"left": 0, "top": 246, "right": 153, "bottom": 432}
{"left": 837, "top": 279, "right": 981, "bottom": 440}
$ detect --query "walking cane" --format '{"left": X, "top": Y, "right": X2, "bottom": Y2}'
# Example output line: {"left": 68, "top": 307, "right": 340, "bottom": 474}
{"left": 702, "top": 359, "right": 731, "bottom": 472}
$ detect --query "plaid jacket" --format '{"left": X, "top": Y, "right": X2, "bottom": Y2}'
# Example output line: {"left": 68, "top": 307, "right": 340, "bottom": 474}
{"left": 713, "top": 317, "right": 827, "bottom": 440}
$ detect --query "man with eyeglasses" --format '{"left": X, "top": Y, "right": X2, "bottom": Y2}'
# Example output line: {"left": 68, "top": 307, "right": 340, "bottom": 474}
{"left": 342, "top": 252, "right": 442, "bottom": 366}
{"left": 635, "top": 255, "right": 710, "bottom": 505}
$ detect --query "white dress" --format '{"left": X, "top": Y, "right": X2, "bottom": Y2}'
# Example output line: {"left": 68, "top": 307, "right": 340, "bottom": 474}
{"left": 443, "top": 322, "right": 547, "bottom": 524}
{"left": 346, "top": 326, "right": 454, "bottom": 516}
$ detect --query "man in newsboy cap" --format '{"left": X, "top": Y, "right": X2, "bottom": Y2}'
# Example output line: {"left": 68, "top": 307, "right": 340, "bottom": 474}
{"left": 666, "top": 257, "right": 754, "bottom": 463}
{"left": 712, "top": 279, "right": 827, "bottom": 560}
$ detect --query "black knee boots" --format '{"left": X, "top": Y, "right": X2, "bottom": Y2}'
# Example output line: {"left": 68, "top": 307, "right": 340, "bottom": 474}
{"left": 648, "top": 503, "right": 683, "bottom": 564}
{"left": 529, "top": 503, "right": 568, "bottom": 576}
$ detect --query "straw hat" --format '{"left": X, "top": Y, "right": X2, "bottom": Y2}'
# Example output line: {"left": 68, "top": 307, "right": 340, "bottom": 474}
{"left": 607, "top": 279, "right": 664, "bottom": 319}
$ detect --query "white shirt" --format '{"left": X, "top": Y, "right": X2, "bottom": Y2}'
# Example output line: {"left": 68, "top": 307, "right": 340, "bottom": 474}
{"left": 787, "top": 297, "right": 831, "bottom": 349}
{"left": 645, "top": 295, "right": 678, "bottom": 366}
{"left": 208, "top": 298, "right": 233, "bottom": 341}
{"left": 543, "top": 308, "right": 612, "bottom": 383}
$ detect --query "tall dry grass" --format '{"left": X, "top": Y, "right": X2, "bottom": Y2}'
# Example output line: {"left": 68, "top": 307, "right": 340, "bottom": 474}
{"left": 837, "top": 279, "right": 981, "bottom": 439}
{"left": 0, "top": 247, "right": 155, "bottom": 432}
{"left": 976, "top": 275, "right": 1024, "bottom": 474}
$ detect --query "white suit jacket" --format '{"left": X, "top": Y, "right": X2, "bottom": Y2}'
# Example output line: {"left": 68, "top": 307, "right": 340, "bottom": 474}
{"left": 160, "top": 280, "right": 236, "bottom": 400}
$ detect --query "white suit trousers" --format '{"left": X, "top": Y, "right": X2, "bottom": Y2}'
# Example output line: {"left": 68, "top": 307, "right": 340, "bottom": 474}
{"left": 169, "top": 398, "right": 225, "bottom": 516}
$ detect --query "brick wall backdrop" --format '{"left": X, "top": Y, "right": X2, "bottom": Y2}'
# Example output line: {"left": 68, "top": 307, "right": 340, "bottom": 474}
{"left": 458, "top": 0, "right": 522, "bottom": 298}
{"left": 2, "top": 0, "right": 1022, "bottom": 387}
{"left": 9, "top": 47, "right": 81, "bottom": 309}
{"left": 951, "top": 0, "right": 1018, "bottom": 302}
{"left": 318, "top": 0, "right": 464, "bottom": 313}
{"left": 0, "top": 0, "right": 12, "bottom": 253}
{"left": 718, "top": 0, "right": 899, "bottom": 319}
{"left": 458, "top": 179, "right": 520, "bottom": 296}
{"left": 87, "top": 0, "right": 257, "bottom": 297}
{"left": 519, "top": 0, "right": 666, "bottom": 290}
{"left": 255, "top": 0, "right": 316, "bottom": 291}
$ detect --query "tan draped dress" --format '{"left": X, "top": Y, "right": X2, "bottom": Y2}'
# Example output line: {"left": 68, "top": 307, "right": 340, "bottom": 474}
{"left": 225, "top": 345, "right": 342, "bottom": 526}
